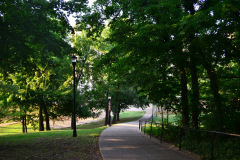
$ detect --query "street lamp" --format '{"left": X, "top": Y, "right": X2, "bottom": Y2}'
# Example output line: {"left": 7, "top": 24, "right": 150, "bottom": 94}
{"left": 108, "top": 97, "right": 111, "bottom": 126}
{"left": 71, "top": 55, "right": 77, "bottom": 137}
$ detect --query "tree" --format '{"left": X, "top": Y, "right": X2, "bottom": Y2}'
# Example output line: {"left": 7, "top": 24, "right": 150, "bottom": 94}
{"left": 78, "top": 0, "right": 240, "bottom": 133}
{"left": 82, "top": 0, "right": 190, "bottom": 126}
{"left": 0, "top": 0, "right": 89, "bottom": 131}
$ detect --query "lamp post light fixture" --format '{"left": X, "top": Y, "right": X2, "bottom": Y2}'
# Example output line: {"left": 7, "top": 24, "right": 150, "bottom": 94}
{"left": 71, "top": 55, "right": 77, "bottom": 137}
{"left": 108, "top": 97, "right": 111, "bottom": 126}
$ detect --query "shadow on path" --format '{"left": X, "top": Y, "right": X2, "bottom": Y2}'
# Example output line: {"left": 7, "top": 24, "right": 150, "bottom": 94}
{"left": 99, "top": 106, "right": 199, "bottom": 160}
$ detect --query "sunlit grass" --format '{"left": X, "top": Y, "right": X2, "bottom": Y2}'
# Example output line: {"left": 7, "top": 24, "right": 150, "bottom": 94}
{"left": 118, "top": 111, "right": 146, "bottom": 123}
{"left": 0, "top": 110, "right": 145, "bottom": 159}
{"left": 0, "top": 123, "right": 36, "bottom": 136}
{"left": 153, "top": 112, "right": 177, "bottom": 123}
{"left": 0, "top": 111, "right": 145, "bottom": 143}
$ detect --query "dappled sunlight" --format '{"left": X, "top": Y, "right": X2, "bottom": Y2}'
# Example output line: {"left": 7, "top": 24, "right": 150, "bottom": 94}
{"left": 102, "top": 146, "right": 173, "bottom": 151}
{"left": 114, "top": 123, "right": 138, "bottom": 127}
{"left": 105, "top": 138, "right": 127, "bottom": 142}
{"left": 102, "top": 146, "right": 140, "bottom": 151}
{"left": 88, "top": 133, "right": 99, "bottom": 137}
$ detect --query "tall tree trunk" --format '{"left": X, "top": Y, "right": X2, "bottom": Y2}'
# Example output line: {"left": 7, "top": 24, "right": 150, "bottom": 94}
{"left": 22, "top": 116, "right": 27, "bottom": 133}
{"left": 161, "top": 106, "right": 164, "bottom": 124}
{"left": 105, "top": 90, "right": 109, "bottom": 125}
{"left": 189, "top": 60, "right": 200, "bottom": 129}
{"left": 39, "top": 105, "right": 44, "bottom": 131}
{"left": 21, "top": 106, "right": 26, "bottom": 133}
{"left": 182, "top": 0, "right": 197, "bottom": 129}
{"left": 204, "top": 62, "right": 223, "bottom": 131}
{"left": 22, "top": 116, "right": 25, "bottom": 133}
{"left": 112, "top": 112, "right": 117, "bottom": 124}
{"left": 43, "top": 105, "right": 51, "bottom": 130}
{"left": 105, "top": 107, "right": 109, "bottom": 125}
{"left": 24, "top": 115, "right": 27, "bottom": 133}
{"left": 117, "top": 105, "right": 120, "bottom": 121}
{"left": 113, "top": 90, "right": 119, "bottom": 124}
{"left": 108, "top": 111, "right": 111, "bottom": 126}
{"left": 180, "top": 67, "right": 189, "bottom": 128}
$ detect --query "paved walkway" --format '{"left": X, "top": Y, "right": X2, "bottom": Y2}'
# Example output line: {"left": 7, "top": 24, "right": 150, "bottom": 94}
{"left": 99, "top": 106, "right": 199, "bottom": 160}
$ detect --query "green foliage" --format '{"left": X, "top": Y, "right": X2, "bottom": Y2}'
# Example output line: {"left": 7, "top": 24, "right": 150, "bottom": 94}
{"left": 145, "top": 124, "right": 240, "bottom": 160}
{"left": 78, "top": 0, "right": 240, "bottom": 133}
{"left": 1, "top": 0, "right": 240, "bottom": 138}
{"left": 0, "top": 0, "right": 89, "bottom": 130}
{"left": 0, "top": 0, "right": 76, "bottom": 73}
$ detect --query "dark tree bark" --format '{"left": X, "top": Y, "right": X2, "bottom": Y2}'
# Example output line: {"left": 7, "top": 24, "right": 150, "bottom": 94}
{"left": 204, "top": 62, "right": 223, "bottom": 131}
{"left": 180, "top": 67, "right": 189, "bottom": 128}
{"left": 39, "top": 105, "right": 44, "bottom": 131}
{"left": 43, "top": 105, "right": 51, "bottom": 130}
{"left": 105, "top": 90, "right": 109, "bottom": 125}
{"left": 105, "top": 107, "right": 109, "bottom": 125}
{"left": 24, "top": 115, "right": 27, "bottom": 133}
{"left": 185, "top": 0, "right": 200, "bottom": 129}
{"left": 117, "top": 105, "right": 120, "bottom": 121}
{"left": 22, "top": 116, "right": 25, "bottom": 133}
{"left": 189, "top": 60, "right": 200, "bottom": 129}
{"left": 21, "top": 106, "right": 27, "bottom": 133}
{"left": 112, "top": 112, "right": 117, "bottom": 124}
{"left": 112, "top": 92, "right": 119, "bottom": 124}
{"left": 108, "top": 111, "right": 111, "bottom": 126}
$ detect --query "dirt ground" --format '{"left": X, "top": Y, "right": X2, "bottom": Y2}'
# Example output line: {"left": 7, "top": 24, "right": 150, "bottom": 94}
{"left": 0, "top": 136, "right": 102, "bottom": 160}
{"left": 49, "top": 111, "right": 106, "bottom": 129}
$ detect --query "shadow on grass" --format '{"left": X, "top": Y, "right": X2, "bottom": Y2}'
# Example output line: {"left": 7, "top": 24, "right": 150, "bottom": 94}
{"left": 0, "top": 111, "right": 146, "bottom": 160}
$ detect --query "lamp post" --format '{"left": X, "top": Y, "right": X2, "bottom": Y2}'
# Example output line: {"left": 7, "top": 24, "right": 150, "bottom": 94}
{"left": 71, "top": 55, "right": 77, "bottom": 137}
{"left": 108, "top": 97, "right": 111, "bottom": 126}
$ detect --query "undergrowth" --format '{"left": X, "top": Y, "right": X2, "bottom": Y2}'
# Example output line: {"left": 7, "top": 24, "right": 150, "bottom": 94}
{"left": 144, "top": 124, "right": 240, "bottom": 160}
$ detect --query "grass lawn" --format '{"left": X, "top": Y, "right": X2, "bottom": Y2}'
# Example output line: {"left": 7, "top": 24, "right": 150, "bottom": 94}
{"left": 0, "top": 111, "right": 145, "bottom": 160}
{"left": 153, "top": 112, "right": 177, "bottom": 124}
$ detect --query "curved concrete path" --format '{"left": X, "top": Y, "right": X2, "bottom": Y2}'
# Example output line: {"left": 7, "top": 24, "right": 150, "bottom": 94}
{"left": 99, "top": 106, "right": 199, "bottom": 160}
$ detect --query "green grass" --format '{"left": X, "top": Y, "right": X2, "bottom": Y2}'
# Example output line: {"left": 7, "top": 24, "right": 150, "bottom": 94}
{"left": 0, "top": 111, "right": 145, "bottom": 143}
{"left": 0, "top": 127, "right": 107, "bottom": 143}
{"left": 0, "top": 123, "right": 36, "bottom": 136}
{"left": 0, "top": 111, "right": 145, "bottom": 160}
{"left": 153, "top": 113, "right": 177, "bottom": 123}
{"left": 117, "top": 111, "right": 146, "bottom": 123}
